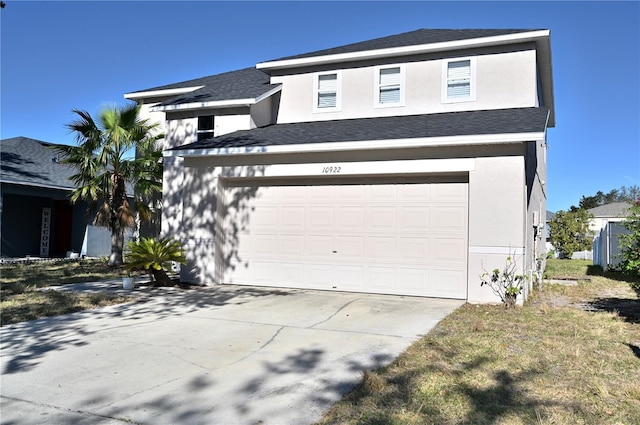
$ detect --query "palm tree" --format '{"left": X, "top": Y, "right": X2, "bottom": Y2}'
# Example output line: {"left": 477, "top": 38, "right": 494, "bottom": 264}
{"left": 57, "top": 103, "right": 163, "bottom": 266}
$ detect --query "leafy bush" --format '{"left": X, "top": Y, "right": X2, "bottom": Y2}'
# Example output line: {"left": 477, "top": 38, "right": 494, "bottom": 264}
{"left": 617, "top": 199, "right": 640, "bottom": 280}
{"left": 126, "top": 237, "right": 186, "bottom": 287}
{"left": 548, "top": 208, "right": 593, "bottom": 258}
{"left": 480, "top": 255, "right": 527, "bottom": 307}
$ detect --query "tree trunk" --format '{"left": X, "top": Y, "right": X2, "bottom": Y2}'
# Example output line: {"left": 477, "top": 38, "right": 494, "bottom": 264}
{"left": 108, "top": 174, "right": 128, "bottom": 266}
{"left": 150, "top": 267, "right": 173, "bottom": 287}
{"left": 108, "top": 230, "right": 124, "bottom": 266}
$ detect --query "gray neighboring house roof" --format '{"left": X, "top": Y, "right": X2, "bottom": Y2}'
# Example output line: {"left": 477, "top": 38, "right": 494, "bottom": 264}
{"left": 1, "top": 137, "right": 76, "bottom": 191}
{"left": 270, "top": 29, "right": 540, "bottom": 62}
{"left": 172, "top": 107, "right": 549, "bottom": 151}
{"left": 128, "top": 67, "right": 279, "bottom": 107}
{"left": 588, "top": 202, "right": 632, "bottom": 218}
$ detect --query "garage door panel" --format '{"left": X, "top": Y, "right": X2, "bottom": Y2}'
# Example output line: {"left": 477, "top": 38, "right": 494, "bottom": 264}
{"left": 432, "top": 183, "right": 467, "bottom": 201}
{"left": 368, "top": 207, "right": 397, "bottom": 230}
{"left": 281, "top": 262, "right": 305, "bottom": 286}
{"left": 307, "top": 236, "right": 334, "bottom": 257}
{"left": 281, "top": 235, "right": 305, "bottom": 256}
{"left": 368, "top": 237, "right": 397, "bottom": 258}
{"left": 429, "top": 269, "right": 467, "bottom": 298}
{"left": 306, "top": 264, "right": 333, "bottom": 287}
{"left": 397, "top": 237, "right": 429, "bottom": 261}
{"left": 281, "top": 207, "right": 305, "bottom": 228}
{"left": 248, "top": 234, "right": 277, "bottom": 256}
{"left": 367, "top": 267, "right": 396, "bottom": 292}
{"left": 399, "top": 207, "right": 430, "bottom": 230}
{"left": 431, "top": 238, "right": 467, "bottom": 263}
{"left": 432, "top": 206, "right": 467, "bottom": 230}
{"left": 334, "top": 265, "right": 364, "bottom": 289}
{"left": 221, "top": 181, "right": 468, "bottom": 299}
{"left": 308, "top": 207, "right": 333, "bottom": 228}
{"left": 336, "top": 206, "right": 366, "bottom": 229}
{"left": 336, "top": 236, "right": 365, "bottom": 258}
{"left": 252, "top": 206, "right": 278, "bottom": 227}
{"left": 400, "top": 183, "right": 431, "bottom": 200}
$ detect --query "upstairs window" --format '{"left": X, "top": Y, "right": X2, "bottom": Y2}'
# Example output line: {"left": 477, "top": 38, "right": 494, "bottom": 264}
{"left": 314, "top": 71, "right": 341, "bottom": 112}
{"left": 375, "top": 65, "right": 404, "bottom": 107}
{"left": 197, "top": 115, "right": 215, "bottom": 141}
{"left": 442, "top": 57, "right": 476, "bottom": 103}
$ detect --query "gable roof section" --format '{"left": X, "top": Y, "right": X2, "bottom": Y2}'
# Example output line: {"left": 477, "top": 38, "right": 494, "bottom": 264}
{"left": 588, "top": 202, "right": 632, "bottom": 218}
{"left": 169, "top": 107, "right": 549, "bottom": 155}
{"left": 257, "top": 28, "right": 554, "bottom": 127}
{"left": 0, "top": 137, "right": 77, "bottom": 191}
{"left": 125, "top": 68, "right": 281, "bottom": 111}
{"left": 266, "top": 29, "right": 539, "bottom": 62}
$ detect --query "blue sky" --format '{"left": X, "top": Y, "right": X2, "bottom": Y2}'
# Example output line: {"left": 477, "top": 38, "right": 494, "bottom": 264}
{"left": 1, "top": 1, "right": 638, "bottom": 212}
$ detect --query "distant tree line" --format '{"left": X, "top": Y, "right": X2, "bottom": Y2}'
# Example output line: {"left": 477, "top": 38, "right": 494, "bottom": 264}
{"left": 577, "top": 185, "right": 640, "bottom": 210}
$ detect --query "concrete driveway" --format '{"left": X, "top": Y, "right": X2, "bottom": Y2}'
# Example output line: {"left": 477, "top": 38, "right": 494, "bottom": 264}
{"left": 1, "top": 285, "right": 463, "bottom": 425}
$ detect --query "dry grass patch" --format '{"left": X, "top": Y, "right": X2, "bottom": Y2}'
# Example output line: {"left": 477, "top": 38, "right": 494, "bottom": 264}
{"left": 1, "top": 259, "right": 131, "bottom": 326}
{"left": 1, "top": 259, "right": 125, "bottom": 292}
{"left": 317, "top": 261, "right": 640, "bottom": 425}
{"left": 1, "top": 290, "right": 130, "bottom": 326}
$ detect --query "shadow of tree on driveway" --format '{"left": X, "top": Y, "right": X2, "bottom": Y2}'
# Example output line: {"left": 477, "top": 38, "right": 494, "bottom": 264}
{"left": 1, "top": 285, "right": 293, "bottom": 375}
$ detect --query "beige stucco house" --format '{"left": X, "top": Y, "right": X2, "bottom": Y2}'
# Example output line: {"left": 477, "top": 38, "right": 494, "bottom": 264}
{"left": 125, "top": 29, "right": 555, "bottom": 303}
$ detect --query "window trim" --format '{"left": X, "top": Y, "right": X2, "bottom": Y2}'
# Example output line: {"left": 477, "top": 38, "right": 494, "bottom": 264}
{"left": 196, "top": 115, "right": 215, "bottom": 141}
{"left": 441, "top": 57, "right": 477, "bottom": 104}
{"left": 373, "top": 64, "right": 405, "bottom": 108}
{"left": 313, "top": 71, "right": 342, "bottom": 113}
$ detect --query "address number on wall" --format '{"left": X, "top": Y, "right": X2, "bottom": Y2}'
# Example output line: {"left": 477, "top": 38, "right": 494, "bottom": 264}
{"left": 321, "top": 166, "right": 342, "bottom": 174}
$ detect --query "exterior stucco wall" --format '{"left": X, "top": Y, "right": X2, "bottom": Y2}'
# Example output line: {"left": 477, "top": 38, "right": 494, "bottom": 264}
{"left": 273, "top": 47, "right": 538, "bottom": 124}
{"left": 164, "top": 142, "right": 535, "bottom": 304}
{"left": 467, "top": 155, "right": 527, "bottom": 303}
{"left": 166, "top": 113, "right": 197, "bottom": 150}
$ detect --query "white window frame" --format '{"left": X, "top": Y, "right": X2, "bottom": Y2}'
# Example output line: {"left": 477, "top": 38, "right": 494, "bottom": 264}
{"left": 313, "top": 71, "right": 342, "bottom": 113}
{"left": 441, "top": 57, "right": 477, "bottom": 103}
{"left": 196, "top": 115, "right": 215, "bottom": 141}
{"left": 374, "top": 65, "right": 405, "bottom": 108}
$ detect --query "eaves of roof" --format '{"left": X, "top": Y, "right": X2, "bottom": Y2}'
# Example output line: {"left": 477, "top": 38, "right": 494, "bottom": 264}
{"left": 124, "top": 68, "right": 281, "bottom": 111}
{"left": 166, "top": 107, "right": 549, "bottom": 157}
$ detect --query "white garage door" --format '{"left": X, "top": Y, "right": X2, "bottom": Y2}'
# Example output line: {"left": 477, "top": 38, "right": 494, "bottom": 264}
{"left": 219, "top": 179, "right": 468, "bottom": 299}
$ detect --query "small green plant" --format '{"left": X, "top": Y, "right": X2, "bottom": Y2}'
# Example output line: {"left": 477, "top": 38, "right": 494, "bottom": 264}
{"left": 125, "top": 236, "right": 186, "bottom": 287}
{"left": 480, "top": 255, "right": 527, "bottom": 307}
{"left": 617, "top": 199, "right": 640, "bottom": 281}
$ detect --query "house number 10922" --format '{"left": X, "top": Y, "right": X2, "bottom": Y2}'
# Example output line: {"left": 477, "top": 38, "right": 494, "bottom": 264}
{"left": 321, "top": 166, "right": 342, "bottom": 174}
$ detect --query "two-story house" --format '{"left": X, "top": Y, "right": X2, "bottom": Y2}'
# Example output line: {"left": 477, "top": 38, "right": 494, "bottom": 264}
{"left": 125, "top": 29, "right": 554, "bottom": 303}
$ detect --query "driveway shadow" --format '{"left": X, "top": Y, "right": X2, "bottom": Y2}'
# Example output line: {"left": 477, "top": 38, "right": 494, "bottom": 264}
{"left": 1, "top": 286, "right": 293, "bottom": 375}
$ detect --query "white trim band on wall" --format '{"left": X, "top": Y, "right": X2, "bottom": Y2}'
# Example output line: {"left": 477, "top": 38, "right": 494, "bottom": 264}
{"left": 217, "top": 158, "right": 475, "bottom": 179}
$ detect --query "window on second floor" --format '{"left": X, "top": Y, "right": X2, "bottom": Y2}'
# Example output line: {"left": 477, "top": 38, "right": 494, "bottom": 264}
{"left": 375, "top": 65, "right": 405, "bottom": 107}
{"left": 442, "top": 57, "right": 476, "bottom": 103}
{"left": 313, "top": 71, "right": 341, "bottom": 112}
{"left": 197, "top": 115, "right": 215, "bottom": 141}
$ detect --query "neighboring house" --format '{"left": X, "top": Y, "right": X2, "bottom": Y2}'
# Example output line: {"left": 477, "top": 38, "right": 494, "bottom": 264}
{"left": 545, "top": 210, "right": 556, "bottom": 256}
{"left": 125, "top": 29, "right": 555, "bottom": 303}
{"left": 590, "top": 202, "right": 632, "bottom": 270}
{"left": 0, "top": 136, "right": 129, "bottom": 258}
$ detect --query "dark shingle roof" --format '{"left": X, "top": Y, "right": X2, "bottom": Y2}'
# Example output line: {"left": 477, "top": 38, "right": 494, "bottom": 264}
{"left": 174, "top": 107, "right": 549, "bottom": 151}
{"left": 268, "top": 29, "right": 540, "bottom": 62}
{"left": 1, "top": 137, "right": 76, "bottom": 190}
{"left": 130, "top": 68, "right": 279, "bottom": 106}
